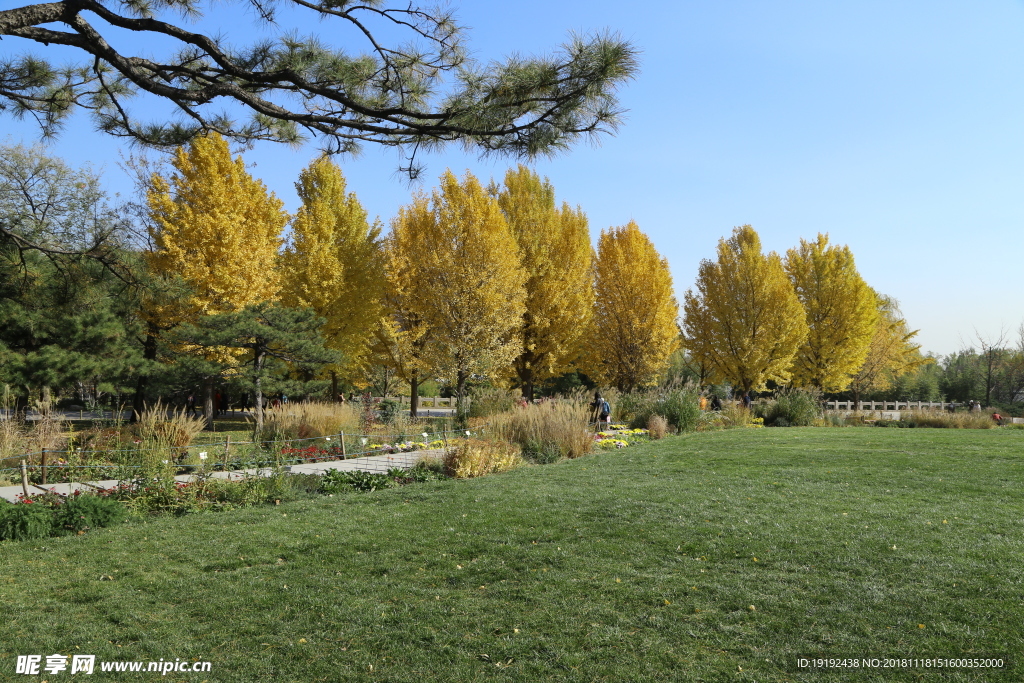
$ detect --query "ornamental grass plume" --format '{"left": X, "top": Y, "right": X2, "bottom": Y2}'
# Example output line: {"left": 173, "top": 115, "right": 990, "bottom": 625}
{"left": 489, "top": 400, "right": 593, "bottom": 460}
{"left": 0, "top": 416, "right": 26, "bottom": 467}
{"left": 647, "top": 414, "right": 668, "bottom": 440}
{"left": 259, "top": 401, "right": 362, "bottom": 441}
{"left": 896, "top": 410, "right": 998, "bottom": 429}
{"left": 134, "top": 402, "right": 206, "bottom": 449}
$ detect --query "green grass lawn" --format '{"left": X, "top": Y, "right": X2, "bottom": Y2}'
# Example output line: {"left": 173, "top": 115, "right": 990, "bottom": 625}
{"left": 2, "top": 428, "right": 1023, "bottom": 682}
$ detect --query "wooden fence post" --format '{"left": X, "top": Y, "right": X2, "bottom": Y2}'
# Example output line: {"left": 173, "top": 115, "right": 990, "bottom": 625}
{"left": 40, "top": 447, "right": 47, "bottom": 485}
{"left": 20, "top": 459, "right": 29, "bottom": 498}
{"left": 341, "top": 431, "right": 346, "bottom": 459}
{"left": 224, "top": 435, "right": 231, "bottom": 471}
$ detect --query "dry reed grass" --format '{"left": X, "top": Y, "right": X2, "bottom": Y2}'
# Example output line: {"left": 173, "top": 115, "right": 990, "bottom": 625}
{"left": 901, "top": 410, "right": 998, "bottom": 429}
{"left": 443, "top": 439, "right": 522, "bottom": 478}
{"left": 489, "top": 402, "right": 593, "bottom": 460}
{"left": 720, "top": 402, "right": 754, "bottom": 428}
{"left": 134, "top": 403, "right": 207, "bottom": 448}
{"left": 647, "top": 415, "right": 668, "bottom": 440}
{"left": 261, "top": 402, "right": 362, "bottom": 440}
{"left": 0, "top": 416, "right": 26, "bottom": 466}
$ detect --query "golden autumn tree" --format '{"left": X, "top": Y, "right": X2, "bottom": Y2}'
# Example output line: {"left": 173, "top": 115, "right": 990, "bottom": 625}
{"left": 389, "top": 170, "right": 526, "bottom": 409}
{"left": 146, "top": 132, "right": 287, "bottom": 424}
{"left": 585, "top": 221, "right": 679, "bottom": 392}
{"left": 849, "top": 292, "right": 927, "bottom": 406}
{"left": 371, "top": 219, "right": 434, "bottom": 417}
{"left": 495, "top": 165, "right": 594, "bottom": 400}
{"left": 683, "top": 225, "right": 807, "bottom": 392}
{"left": 279, "top": 156, "right": 384, "bottom": 398}
{"left": 784, "top": 233, "right": 878, "bottom": 391}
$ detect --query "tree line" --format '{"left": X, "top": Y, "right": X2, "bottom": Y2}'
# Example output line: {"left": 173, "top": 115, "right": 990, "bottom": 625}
{"left": 4, "top": 135, "right": 1005, "bottom": 427}
{"left": 0, "top": 135, "right": 679, "bottom": 428}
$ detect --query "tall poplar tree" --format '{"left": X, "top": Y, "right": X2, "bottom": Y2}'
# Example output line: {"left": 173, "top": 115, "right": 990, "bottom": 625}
{"left": 683, "top": 225, "right": 807, "bottom": 392}
{"left": 785, "top": 233, "right": 878, "bottom": 391}
{"left": 388, "top": 170, "right": 526, "bottom": 408}
{"left": 495, "top": 165, "right": 594, "bottom": 401}
{"left": 585, "top": 221, "right": 679, "bottom": 392}
{"left": 280, "top": 157, "right": 384, "bottom": 398}
{"left": 145, "top": 132, "right": 287, "bottom": 425}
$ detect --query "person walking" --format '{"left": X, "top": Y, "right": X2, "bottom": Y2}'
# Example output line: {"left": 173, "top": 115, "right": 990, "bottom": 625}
{"left": 591, "top": 391, "right": 611, "bottom": 428}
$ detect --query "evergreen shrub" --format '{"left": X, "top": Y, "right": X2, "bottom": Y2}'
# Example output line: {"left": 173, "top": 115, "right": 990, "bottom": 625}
{"left": 52, "top": 495, "right": 128, "bottom": 535}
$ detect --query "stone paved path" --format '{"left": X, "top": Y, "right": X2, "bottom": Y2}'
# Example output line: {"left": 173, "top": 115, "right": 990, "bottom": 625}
{"left": 0, "top": 448, "right": 445, "bottom": 502}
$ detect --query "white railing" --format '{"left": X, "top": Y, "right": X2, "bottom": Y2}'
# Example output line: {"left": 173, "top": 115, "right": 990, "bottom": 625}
{"left": 825, "top": 401, "right": 957, "bottom": 411}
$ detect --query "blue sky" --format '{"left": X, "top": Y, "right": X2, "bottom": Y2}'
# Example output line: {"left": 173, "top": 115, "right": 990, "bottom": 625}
{"left": 5, "top": 0, "right": 1024, "bottom": 356}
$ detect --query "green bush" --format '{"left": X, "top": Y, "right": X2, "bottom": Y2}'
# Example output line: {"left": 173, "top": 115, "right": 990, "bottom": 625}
{"left": 617, "top": 384, "right": 702, "bottom": 433}
{"left": 521, "top": 439, "right": 562, "bottom": 464}
{"left": 52, "top": 495, "right": 128, "bottom": 535}
{"left": 756, "top": 388, "right": 822, "bottom": 427}
{"left": 0, "top": 502, "right": 54, "bottom": 541}
{"left": 377, "top": 399, "right": 400, "bottom": 424}
{"left": 321, "top": 469, "right": 396, "bottom": 493}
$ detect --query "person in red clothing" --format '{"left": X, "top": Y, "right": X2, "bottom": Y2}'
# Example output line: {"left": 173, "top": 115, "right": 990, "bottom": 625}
{"left": 992, "top": 412, "right": 1003, "bottom": 425}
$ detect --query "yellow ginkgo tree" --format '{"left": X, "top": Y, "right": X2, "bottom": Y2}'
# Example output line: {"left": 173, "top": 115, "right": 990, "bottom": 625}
{"left": 585, "top": 221, "right": 679, "bottom": 392}
{"left": 849, "top": 292, "right": 927, "bottom": 406}
{"left": 279, "top": 156, "right": 384, "bottom": 398}
{"left": 683, "top": 225, "right": 807, "bottom": 393}
{"left": 146, "top": 132, "right": 287, "bottom": 425}
{"left": 387, "top": 170, "right": 526, "bottom": 411}
{"left": 785, "top": 233, "right": 878, "bottom": 391}
{"left": 495, "top": 165, "right": 594, "bottom": 400}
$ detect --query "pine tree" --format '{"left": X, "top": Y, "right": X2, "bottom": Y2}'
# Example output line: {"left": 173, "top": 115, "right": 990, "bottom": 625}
{"left": 3, "top": 2, "right": 638, "bottom": 171}
{"left": 388, "top": 170, "right": 526, "bottom": 408}
{"left": 683, "top": 225, "right": 807, "bottom": 392}
{"left": 146, "top": 132, "right": 287, "bottom": 425}
{"left": 785, "top": 233, "right": 878, "bottom": 391}
{"left": 585, "top": 221, "right": 679, "bottom": 392}
{"left": 495, "top": 165, "right": 594, "bottom": 400}
{"left": 0, "top": 144, "right": 137, "bottom": 413}
{"left": 171, "top": 303, "right": 339, "bottom": 431}
{"left": 280, "top": 157, "right": 384, "bottom": 397}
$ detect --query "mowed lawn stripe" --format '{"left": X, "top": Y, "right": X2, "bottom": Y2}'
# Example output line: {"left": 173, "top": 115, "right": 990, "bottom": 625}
{"left": 1, "top": 427, "right": 1022, "bottom": 681}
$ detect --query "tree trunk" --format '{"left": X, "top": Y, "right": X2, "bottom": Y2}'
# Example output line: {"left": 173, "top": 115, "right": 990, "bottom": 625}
{"left": 202, "top": 377, "right": 215, "bottom": 431}
{"left": 522, "top": 366, "right": 534, "bottom": 403}
{"left": 409, "top": 369, "right": 419, "bottom": 419}
{"left": 456, "top": 368, "right": 468, "bottom": 413}
{"left": 14, "top": 386, "right": 29, "bottom": 423}
{"left": 331, "top": 370, "right": 339, "bottom": 402}
{"left": 131, "top": 331, "right": 158, "bottom": 423}
{"left": 254, "top": 349, "right": 266, "bottom": 432}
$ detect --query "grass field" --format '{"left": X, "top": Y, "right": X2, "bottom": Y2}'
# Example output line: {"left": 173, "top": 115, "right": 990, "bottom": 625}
{"left": 2, "top": 428, "right": 1023, "bottom": 681}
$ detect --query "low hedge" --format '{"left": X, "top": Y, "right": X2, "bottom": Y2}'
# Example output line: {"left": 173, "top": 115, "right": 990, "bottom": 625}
{"left": 0, "top": 494, "right": 129, "bottom": 542}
